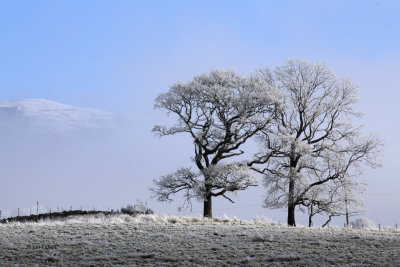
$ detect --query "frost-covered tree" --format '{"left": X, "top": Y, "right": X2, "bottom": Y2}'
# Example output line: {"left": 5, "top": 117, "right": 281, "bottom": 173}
{"left": 151, "top": 70, "right": 278, "bottom": 217}
{"left": 250, "top": 60, "right": 381, "bottom": 226}
{"left": 302, "top": 177, "right": 364, "bottom": 227}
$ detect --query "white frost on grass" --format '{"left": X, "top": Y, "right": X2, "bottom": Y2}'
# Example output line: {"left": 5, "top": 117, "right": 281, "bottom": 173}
{"left": 1, "top": 214, "right": 399, "bottom": 266}
{"left": 253, "top": 215, "right": 278, "bottom": 225}
{"left": 1, "top": 214, "right": 273, "bottom": 227}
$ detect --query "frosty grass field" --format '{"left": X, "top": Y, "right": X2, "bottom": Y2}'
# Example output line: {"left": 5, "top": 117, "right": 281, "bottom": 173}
{"left": 0, "top": 214, "right": 399, "bottom": 266}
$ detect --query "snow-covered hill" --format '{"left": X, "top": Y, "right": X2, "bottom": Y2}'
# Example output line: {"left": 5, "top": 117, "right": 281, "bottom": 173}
{"left": 0, "top": 99, "right": 119, "bottom": 133}
{"left": 0, "top": 214, "right": 399, "bottom": 266}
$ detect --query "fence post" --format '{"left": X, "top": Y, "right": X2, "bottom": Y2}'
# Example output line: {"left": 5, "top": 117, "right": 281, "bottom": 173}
{"left": 0, "top": 210, "right": 1, "bottom": 219}
{"left": 379, "top": 224, "right": 381, "bottom": 230}
{"left": 70, "top": 206, "right": 72, "bottom": 211}
{"left": 18, "top": 208, "right": 20, "bottom": 217}
{"left": 37, "top": 201, "right": 39, "bottom": 215}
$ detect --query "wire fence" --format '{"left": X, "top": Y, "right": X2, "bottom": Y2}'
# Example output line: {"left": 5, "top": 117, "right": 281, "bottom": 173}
{"left": 0, "top": 202, "right": 115, "bottom": 220}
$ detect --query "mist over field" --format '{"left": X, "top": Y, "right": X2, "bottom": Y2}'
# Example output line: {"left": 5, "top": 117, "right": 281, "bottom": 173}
{"left": 0, "top": 100, "right": 169, "bottom": 213}
{"left": 0, "top": 98, "right": 395, "bottom": 228}
{"left": 0, "top": 99, "right": 267, "bottom": 221}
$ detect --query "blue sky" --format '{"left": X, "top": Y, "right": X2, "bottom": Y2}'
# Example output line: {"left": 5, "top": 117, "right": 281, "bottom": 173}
{"left": 1, "top": 0, "right": 399, "bottom": 225}
{"left": 2, "top": 0, "right": 399, "bottom": 114}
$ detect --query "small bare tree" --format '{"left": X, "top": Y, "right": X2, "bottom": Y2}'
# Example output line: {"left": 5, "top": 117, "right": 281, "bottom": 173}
{"left": 302, "top": 177, "right": 364, "bottom": 227}
{"left": 151, "top": 70, "right": 278, "bottom": 217}
{"left": 250, "top": 60, "right": 381, "bottom": 226}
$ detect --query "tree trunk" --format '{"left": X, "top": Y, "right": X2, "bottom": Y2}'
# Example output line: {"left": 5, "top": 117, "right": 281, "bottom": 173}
{"left": 203, "top": 194, "right": 212, "bottom": 218}
{"left": 288, "top": 202, "right": 296, "bottom": 226}
{"left": 308, "top": 205, "right": 313, "bottom": 227}
{"left": 287, "top": 153, "right": 297, "bottom": 227}
{"left": 322, "top": 215, "right": 333, "bottom": 227}
{"left": 287, "top": 177, "right": 296, "bottom": 226}
{"left": 203, "top": 175, "right": 213, "bottom": 218}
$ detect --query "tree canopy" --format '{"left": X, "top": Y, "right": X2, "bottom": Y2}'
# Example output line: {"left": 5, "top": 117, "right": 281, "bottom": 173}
{"left": 151, "top": 70, "right": 278, "bottom": 217}
{"left": 249, "top": 60, "right": 381, "bottom": 226}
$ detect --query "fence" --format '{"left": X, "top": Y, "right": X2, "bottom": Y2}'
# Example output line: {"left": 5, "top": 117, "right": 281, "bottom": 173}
{"left": 0, "top": 201, "right": 114, "bottom": 220}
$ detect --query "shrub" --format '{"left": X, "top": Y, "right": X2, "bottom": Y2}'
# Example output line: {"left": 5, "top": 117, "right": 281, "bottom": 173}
{"left": 121, "top": 200, "right": 153, "bottom": 215}
{"left": 350, "top": 217, "right": 376, "bottom": 229}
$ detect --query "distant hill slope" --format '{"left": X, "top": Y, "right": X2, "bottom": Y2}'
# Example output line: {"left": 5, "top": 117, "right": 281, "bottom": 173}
{"left": 0, "top": 99, "right": 120, "bottom": 132}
